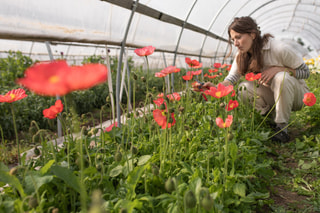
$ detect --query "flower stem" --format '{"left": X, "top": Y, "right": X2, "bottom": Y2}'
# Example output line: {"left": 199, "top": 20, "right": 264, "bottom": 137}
{"left": 10, "top": 104, "right": 20, "bottom": 165}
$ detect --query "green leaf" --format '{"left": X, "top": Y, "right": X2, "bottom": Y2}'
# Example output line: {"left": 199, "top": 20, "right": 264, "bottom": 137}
{"left": 137, "top": 155, "right": 151, "bottom": 166}
{"left": 51, "top": 165, "right": 81, "bottom": 193}
{"left": 0, "top": 162, "right": 9, "bottom": 172}
{"left": 109, "top": 165, "right": 123, "bottom": 177}
{"left": 40, "top": 159, "right": 55, "bottom": 175}
{"left": 229, "top": 142, "right": 238, "bottom": 161}
{"left": 24, "top": 173, "right": 54, "bottom": 194}
{"left": 233, "top": 183, "right": 246, "bottom": 197}
{"left": 126, "top": 165, "right": 146, "bottom": 200}
{"left": 0, "top": 171, "right": 25, "bottom": 197}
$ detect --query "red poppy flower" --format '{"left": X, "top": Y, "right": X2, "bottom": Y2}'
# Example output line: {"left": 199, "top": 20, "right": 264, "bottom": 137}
{"left": 303, "top": 92, "right": 316, "bottom": 106}
{"left": 213, "top": 63, "right": 221, "bottom": 68}
{"left": 206, "top": 74, "right": 219, "bottom": 79}
{"left": 173, "top": 68, "right": 181, "bottom": 73}
{"left": 192, "top": 70, "right": 202, "bottom": 76}
{"left": 155, "top": 72, "right": 167, "bottom": 78}
{"left": 105, "top": 122, "right": 118, "bottom": 132}
{"left": 182, "top": 74, "right": 193, "bottom": 81}
{"left": 153, "top": 109, "right": 176, "bottom": 129}
{"left": 161, "top": 66, "right": 176, "bottom": 75}
{"left": 185, "top": 57, "right": 202, "bottom": 68}
{"left": 153, "top": 97, "right": 165, "bottom": 106}
{"left": 231, "top": 89, "right": 236, "bottom": 97}
{"left": 208, "top": 69, "right": 218, "bottom": 73}
{"left": 245, "top": 72, "right": 261, "bottom": 81}
{"left": 0, "top": 88, "right": 28, "bottom": 103}
{"left": 167, "top": 92, "right": 181, "bottom": 101}
{"left": 157, "top": 93, "right": 164, "bottom": 98}
{"left": 204, "top": 83, "right": 234, "bottom": 98}
{"left": 16, "top": 60, "right": 108, "bottom": 96}
{"left": 216, "top": 115, "right": 233, "bottom": 128}
{"left": 221, "top": 64, "right": 228, "bottom": 68}
{"left": 226, "top": 100, "right": 239, "bottom": 111}
{"left": 134, "top": 46, "right": 156, "bottom": 57}
{"left": 43, "top": 99, "right": 64, "bottom": 119}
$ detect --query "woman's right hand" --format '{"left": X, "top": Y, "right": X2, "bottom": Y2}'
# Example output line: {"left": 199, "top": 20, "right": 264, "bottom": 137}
{"left": 192, "top": 82, "right": 215, "bottom": 92}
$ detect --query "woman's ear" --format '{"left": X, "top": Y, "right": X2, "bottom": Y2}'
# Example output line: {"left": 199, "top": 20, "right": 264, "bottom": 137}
{"left": 250, "top": 32, "right": 256, "bottom": 40}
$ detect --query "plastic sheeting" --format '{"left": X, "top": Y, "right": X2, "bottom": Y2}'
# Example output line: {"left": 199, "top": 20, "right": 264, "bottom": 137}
{"left": 0, "top": 0, "right": 319, "bottom": 66}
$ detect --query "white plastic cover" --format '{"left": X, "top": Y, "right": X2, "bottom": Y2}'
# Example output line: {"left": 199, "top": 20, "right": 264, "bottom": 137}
{"left": 0, "top": 0, "right": 319, "bottom": 68}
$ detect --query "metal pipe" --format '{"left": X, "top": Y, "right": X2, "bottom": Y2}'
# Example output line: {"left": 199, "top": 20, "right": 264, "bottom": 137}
{"left": 45, "top": 41, "right": 62, "bottom": 138}
{"left": 116, "top": 0, "right": 138, "bottom": 127}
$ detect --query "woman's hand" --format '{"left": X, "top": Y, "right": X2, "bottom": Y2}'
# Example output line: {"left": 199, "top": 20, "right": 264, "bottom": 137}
{"left": 192, "top": 82, "right": 215, "bottom": 92}
{"left": 259, "top": 66, "right": 293, "bottom": 86}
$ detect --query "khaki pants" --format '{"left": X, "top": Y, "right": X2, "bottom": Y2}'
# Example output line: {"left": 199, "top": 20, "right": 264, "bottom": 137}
{"left": 238, "top": 72, "right": 309, "bottom": 124}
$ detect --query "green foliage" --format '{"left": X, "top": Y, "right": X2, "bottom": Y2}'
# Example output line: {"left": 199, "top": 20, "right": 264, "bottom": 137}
{"left": 0, "top": 51, "right": 33, "bottom": 88}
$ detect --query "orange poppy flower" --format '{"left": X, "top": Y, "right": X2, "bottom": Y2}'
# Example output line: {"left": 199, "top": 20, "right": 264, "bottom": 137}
{"left": 17, "top": 60, "right": 108, "bottom": 96}
{"left": 105, "top": 122, "right": 118, "bottom": 132}
{"left": 216, "top": 115, "right": 233, "bottom": 128}
{"left": 303, "top": 92, "right": 316, "bottom": 106}
{"left": 134, "top": 46, "right": 156, "bottom": 57}
{"left": 226, "top": 100, "right": 239, "bottom": 111}
{"left": 0, "top": 88, "right": 28, "bottom": 103}
{"left": 153, "top": 109, "right": 176, "bottom": 129}
{"left": 204, "top": 83, "right": 234, "bottom": 99}
{"left": 43, "top": 99, "right": 64, "bottom": 119}
{"left": 245, "top": 72, "right": 261, "bottom": 81}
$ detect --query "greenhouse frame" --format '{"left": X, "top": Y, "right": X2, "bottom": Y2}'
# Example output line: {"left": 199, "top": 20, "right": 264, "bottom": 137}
{"left": 1, "top": 1, "right": 320, "bottom": 212}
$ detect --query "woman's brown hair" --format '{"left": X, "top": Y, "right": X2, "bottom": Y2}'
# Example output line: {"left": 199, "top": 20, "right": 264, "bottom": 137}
{"left": 227, "top": 16, "right": 273, "bottom": 75}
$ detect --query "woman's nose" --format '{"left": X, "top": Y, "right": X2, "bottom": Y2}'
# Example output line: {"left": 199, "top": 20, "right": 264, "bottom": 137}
{"left": 234, "top": 40, "right": 239, "bottom": 46}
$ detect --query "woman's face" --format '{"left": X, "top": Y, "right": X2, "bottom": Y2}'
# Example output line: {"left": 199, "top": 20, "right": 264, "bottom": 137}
{"left": 230, "top": 29, "right": 255, "bottom": 53}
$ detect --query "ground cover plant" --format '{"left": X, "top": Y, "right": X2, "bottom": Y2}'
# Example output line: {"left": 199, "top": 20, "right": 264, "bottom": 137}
{"left": 0, "top": 48, "right": 319, "bottom": 212}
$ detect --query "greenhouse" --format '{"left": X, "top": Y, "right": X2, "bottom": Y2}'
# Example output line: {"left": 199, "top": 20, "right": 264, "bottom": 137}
{"left": 0, "top": 0, "right": 320, "bottom": 212}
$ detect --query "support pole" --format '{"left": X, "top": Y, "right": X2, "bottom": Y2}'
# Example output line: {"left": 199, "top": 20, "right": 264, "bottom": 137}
{"left": 45, "top": 41, "right": 62, "bottom": 138}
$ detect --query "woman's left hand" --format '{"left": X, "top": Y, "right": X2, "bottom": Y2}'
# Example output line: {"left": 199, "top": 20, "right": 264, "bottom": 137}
{"left": 259, "top": 66, "right": 286, "bottom": 86}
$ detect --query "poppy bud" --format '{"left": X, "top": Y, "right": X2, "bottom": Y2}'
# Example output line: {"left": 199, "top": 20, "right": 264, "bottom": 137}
{"left": 34, "top": 146, "right": 40, "bottom": 156}
{"left": 184, "top": 190, "right": 197, "bottom": 209}
{"left": 165, "top": 177, "right": 176, "bottom": 193}
{"left": 160, "top": 103, "right": 166, "bottom": 110}
{"left": 147, "top": 92, "right": 153, "bottom": 98}
{"left": 201, "top": 194, "right": 214, "bottom": 211}
{"left": 227, "top": 133, "right": 234, "bottom": 140}
{"left": 28, "top": 196, "right": 38, "bottom": 209}
{"left": 114, "top": 151, "right": 122, "bottom": 162}
{"left": 152, "top": 165, "right": 159, "bottom": 176}
{"left": 130, "top": 146, "right": 138, "bottom": 155}
{"left": 120, "top": 208, "right": 128, "bottom": 213}
{"left": 96, "top": 163, "right": 102, "bottom": 171}
{"left": 168, "top": 117, "right": 174, "bottom": 123}
{"left": 52, "top": 208, "right": 59, "bottom": 213}
{"left": 132, "top": 72, "right": 138, "bottom": 80}
{"left": 141, "top": 76, "right": 146, "bottom": 82}
{"left": 9, "top": 167, "right": 18, "bottom": 176}
{"left": 179, "top": 106, "right": 185, "bottom": 113}
{"left": 106, "top": 96, "right": 110, "bottom": 103}
{"left": 220, "top": 102, "right": 226, "bottom": 108}
{"left": 169, "top": 108, "right": 175, "bottom": 113}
